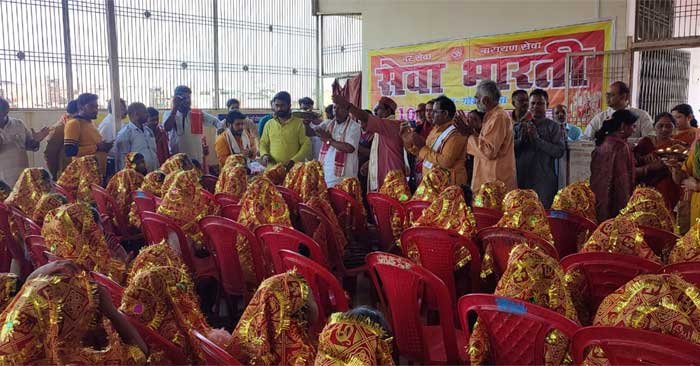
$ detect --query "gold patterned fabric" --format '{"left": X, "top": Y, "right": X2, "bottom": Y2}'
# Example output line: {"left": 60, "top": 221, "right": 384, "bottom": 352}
{"left": 580, "top": 217, "right": 660, "bottom": 263}
{"left": 315, "top": 312, "right": 394, "bottom": 366}
{"left": 160, "top": 153, "right": 192, "bottom": 175}
{"left": 0, "top": 272, "right": 146, "bottom": 365}
{"left": 215, "top": 163, "right": 247, "bottom": 199}
{"left": 0, "top": 273, "right": 18, "bottom": 314}
{"left": 496, "top": 189, "right": 554, "bottom": 242}
{"left": 57, "top": 155, "right": 101, "bottom": 202}
{"left": 31, "top": 193, "right": 68, "bottom": 226}
{"left": 473, "top": 181, "right": 507, "bottom": 210}
{"left": 379, "top": 170, "right": 411, "bottom": 202}
{"left": 232, "top": 271, "right": 316, "bottom": 366}
{"left": 470, "top": 244, "right": 579, "bottom": 366}
{"left": 4, "top": 168, "right": 52, "bottom": 217}
{"left": 669, "top": 219, "right": 700, "bottom": 263}
{"left": 412, "top": 186, "right": 477, "bottom": 269}
{"left": 284, "top": 161, "right": 329, "bottom": 204}
{"left": 140, "top": 170, "right": 166, "bottom": 197}
{"left": 336, "top": 177, "right": 366, "bottom": 218}
{"left": 42, "top": 202, "right": 126, "bottom": 283}
{"left": 0, "top": 183, "right": 10, "bottom": 202}
{"left": 551, "top": 181, "right": 597, "bottom": 222}
{"left": 411, "top": 168, "right": 449, "bottom": 202}
{"left": 126, "top": 241, "right": 187, "bottom": 282}
{"left": 618, "top": 186, "right": 675, "bottom": 232}
{"left": 263, "top": 163, "right": 287, "bottom": 186}
{"left": 334, "top": 177, "right": 367, "bottom": 237}
{"left": 105, "top": 161, "right": 144, "bottom": 229}
{"left": 583, "top": 274, "right": 700, "bottom": 365}
{"left": 223, "top": 154, "right": 246, "bottom": 170}
{"left": 157, "top": 169, "right": 216, "bottom": 251}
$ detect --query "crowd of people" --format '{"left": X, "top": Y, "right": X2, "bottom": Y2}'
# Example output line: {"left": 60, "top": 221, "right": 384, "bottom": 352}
{"left": 0, "top": 77, "right": 698, "bottom": 365}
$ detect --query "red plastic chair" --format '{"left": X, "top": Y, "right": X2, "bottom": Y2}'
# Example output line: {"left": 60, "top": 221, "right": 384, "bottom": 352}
{"left": 191, "top": 330, "right": 243, "bottom": 365}
{"left": 458, "top": 294, "right": 580, "bottom": 365}
{"left": 476, "top": 227, "right": 559, "bottom": 279}
{"left": 279, "top": 249, "right": 350, "bottom": 323}
{"left": 639, "top": 225, "right": 679, "bottom": 261}
{"left": 220, "top": 204, "right": 242, "bottom": 222}
{"left": 366, "top": 252, "right": 467, "bottom": 364}
{"left": 1, "top": 204, "right": 33, "bottom": 278}
{"left": 53, "top": 183, "right": 74, "bottom": 202}
{"left": 9, "top": 206, "right": 42, "bottom": 239}
{"left": 90, "top": 271, "right": 124, "bottom": 306}
{"left": 328, "top": 187, "right": 367, "bottom": 235}
{"left": 214, "top": 192, "right": 239, "bottom": 206}
{"left": 472, "top": 207, "right": 503, "bottom": 230}
{"left": 25, "top": 235, "right": 49, "bottom": 268}
{"left": 201, "top": 174, "right": 218, "bottom": 194}
{"left": 560, "top": 252, "right": 661, "bottom": 322}
{"left": 366, "top": 193, "right": 406, "bottom": 252}
{"left": 125, "top": 313, "right": 188, "bottom": 365}
{"left": 404, "top": 200, "right": 431, "bottom": 223}
{"left": 546, "top": 209, "right": 597, "bottom": 258}
{"left": 298, "top": 203, "right": 367, "bottom": 281}
{"left": 571, "top": 326, "right": 700, "bottom": 365}
{"left": 400, "top": 227, "right": 481, "bottom": 303}
{"left": 200, "top": 188, "right": 216, "bottom": 206}
{"left": 199, "top": 216, "right": 268, "bottom": 301}
{"left": 660, "top": 261, "right": 700, "bottom": 288}
{"left": 254, "top": 224, "right": 328, "bottom": 273}
{"left": 132, "top": 190, "right": 157, "bottom": 214}
{"left": 91, "top": 183, "right": 131, "bottom": 237}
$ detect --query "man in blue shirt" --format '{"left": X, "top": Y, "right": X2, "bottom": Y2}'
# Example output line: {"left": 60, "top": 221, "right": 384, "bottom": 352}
{"left": 257, "top": 98, "right": 274, "bottom": 137}
{"left": 116, "top": 102, "right": 158, "bottom": 172}
{"left": 553, "top": 104, "right": 582, "bottom": 141}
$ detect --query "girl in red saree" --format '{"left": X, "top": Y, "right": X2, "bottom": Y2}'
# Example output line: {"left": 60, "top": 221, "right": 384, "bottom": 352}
{"left": 105, "top": 152, "right": 145, "bottom": 230}
{"left": 579, "top": 216, "right": 659, "bottom": 262}
{"left": 31, "top": 192, "right": 68, "bottom": 225}
{"left": 472, "top": 180, "right": 507, "bottom": 210}
{"left": 4, "top": 167, "right": 52, "bottom": 217}
{"left": 378, "top": 169, "right": 411, "bottom": 202}
{"left": 668, "top": 218, "right": 700, "bottom": 263}
{"left": 551, "top": 181, "right": 597, "bottom": 223}
{"left": 215, "top": 154, "right": 247, "bottom": 199}
{"left": 618, "top": 186, "right": 675, "bottom": 232}
{"left": 410, "top": 167, "right": 449, "bottom": 202}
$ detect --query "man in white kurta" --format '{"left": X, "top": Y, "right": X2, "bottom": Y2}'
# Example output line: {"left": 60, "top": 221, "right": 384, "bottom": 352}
{"left": 0, "top": 98, "right": 49, "bottom": 186}
{"left": 313, "top": 103, "right": 361, "bottom": 187}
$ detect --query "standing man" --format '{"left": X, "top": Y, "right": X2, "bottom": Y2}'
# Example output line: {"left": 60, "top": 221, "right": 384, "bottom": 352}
{"left": 0, "top": 98, "right": 49, "bottom": 185}
{"left": 511, "top": 89, "right": 530, "bottom": 123}
{"left": 145, "top": 107, "right": 170, "bottom": 165}
{"left": 98, "top": 98, "right": 126, "bottom": 177}
{"left": 64, "top": 93, "right": 113, "bottom": 177}
{"left": 513, "top": 89, "right": 565, "bottom": 208}
{"left": 403, "top": 95, "right": 469, "bottom": 186}
{"left": 553, "top": 104, "right": 582, "bottom": 142}
{"left": 311, "top": 103, "right": 361, "bottom": 187}
{"left": 455, "top": 79, "right": 517, "bottom": 192}
{"left": 226, "top": 98, "right": 241, "bottom": 111}
{"left": 163, "top": 85, "right": 223, "bottom": 164}
{"left": 215, "top": 110, "right": 255, "bottom": 167}
{"left": 299, "top": 97, "right": 314, "bottom": 111}
{"left": 45, "top": 100, "right": 78, "bottom": 179}
{"left": 259, "top": 91, "right": 310, "bottom": 170}
{"left": 332, "top": 95, "right": 406, "bottom": 192}
{"left": 115, "top": 102, "right": 158, "bottom": 172}
{"left": 583, "top": 81, "right": 653, "bottom": 139}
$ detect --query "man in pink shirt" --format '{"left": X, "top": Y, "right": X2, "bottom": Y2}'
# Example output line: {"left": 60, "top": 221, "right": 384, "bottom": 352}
{"left": 333, "top": 95, "right": 406, "bottom": 192}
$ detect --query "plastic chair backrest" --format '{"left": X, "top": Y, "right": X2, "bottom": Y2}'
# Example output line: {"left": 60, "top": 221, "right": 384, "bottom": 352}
{"left": 25, "top": 235, "right": 48, "bottom": 268}
{"left": 53, "top": 183, "right": 74, "bottom": 202}
{"left": 9, "top": 206, "right": 42, "bottom": 238}
{"left": 132, "top": 190, "right": 157, "bottom": 214}
{"left": 404, "top": 200, "right": 431, "bottom": 223}
{"left": 276, "top": 185, "right": 302, "bottom": 213}
{"left": 91, "top": 183, "right": 130, "bottom": 233}
{"left": 571, "top": 326, "right": 700, "bottom": 365}
{"left": 214, "top": 192, "right": 239, "bottom": 206}
{"left": 458, "top": 294, "right": 580, "bottom": 365}
{"left": 560, "top": 252, "right": 661, "bottom": 317}
{"left": 297, "top": 203, "right": 342, "bottom": 271}
{"left": 90, "top": 271, "right": 124, "bottom": 305}
{"left": 125, "top": 313, "right": 188, "bottom": 365}
{"left": 401, "top": 227, "right": 481, "bottom": 303}
{"left": 639, "top": 225, "right": 679, "bottom": 262}
{"left": 44, "top": 250, "right": 61, "bottom": 262}
{"left": 546, "top": 209, "right": 597, "bottom": 258}
{"left": 472, "top": 207, "right": 503, "bottom": 230}
{"left": 199, "top": 216, "right": 267, "bottom": 295}
{"left": 328, "top": 187, "right": 366, "bottom": 233}
{"left": 279, "top": 249, "right": 349, "bottom": 322}
{"left": 220, "top": 204, "right": 242, "bottom": 222}
{"left": 254, "top": 224, "right": 328, "bottom": 273}
{"left": 4, "top": 205, "right": 34, "bottom": 277}
{"left": 200, "top": 188, "right": 216, "bottom": 206}
{"left": 660, "top": 261, "right": 700, "bottom": 288}
{"left": 201, "top": 174, "right": 218, "bottom": 194}
{"left": 477, "top": 226, "right": 559, "bottom": 278}
{"left": 140, "top": 211, "right": 197, "bottom": 272}
{"left": 366, "top": 252, "right": 461, "bottom": 364}
{"left": 191, "top": 330, "right": 243, "bottom": 365}
{"left": 366, "top": 193, "right": 406, "bottom": 251}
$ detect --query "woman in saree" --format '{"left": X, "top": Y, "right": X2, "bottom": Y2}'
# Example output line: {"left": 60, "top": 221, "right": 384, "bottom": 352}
{"left": 127, "top": 170, "right": 166, "bottom": 229}
{"left": 232, "top": 271, "right": 318, "bottom": 366}
{"left": 472, "top": 180, "right": 507, "bottom": 210}
{"left": 215, "top": 154, "right": 247, "bottom": 199}
{"left": 633, "top": 113, "right": 684, "bottom": 211}
{"left": 57, "top": 155, "right": 101, "bottom": 202}
{"left": 668, "top": 218, "right": 700, "bottom": 263}
{"left": 31, "top": 192, "right": 68, "bottom": 225}
{"left": 618, "top": 186, "right": 675, "bottom": 232}
{"left": 335, "top": 176, "right": 367, "bottom": 235}
{"left": 671, "top": 103, "right": 698, "bottom": 145}
{"left": 159, "top": 152, "right": 194, "bottom": 175}
{"left": 410, "top": 167, "right": 449, "bottom": 202}
{"left": 582, "top": 274, "right": 700, "bottom": 365}
{"left": 4, "top": 167, "right": 52, "bottom": 217}
{"left": 379, "top": 169, "right": 411, "bottom": 202}
{"left": 496, "top": 189, "right": 554, "bottom": 242}
{"left": 105, "top": 152, "right": 145, "bottom": 230}
{"left": 42, "top": 202, "right": 128, "bottom": 283}
{"left": 263, "top": 163, "right": 287, "bottom": 185}
{"left": 579, "top": 216, "right": 659, "bottom": 262}
{"left": 284, "top": 161, "right": 330, "bottom": 204}
{"left": 0, "top": 273, "right": 18, "bottom": 313}
{"left": 551, "top": 181, "right": 597, "bottom": 223}
{"left": 470, "top": 244, "right": 579, "bottom": 366}
{"left": 314, "top": 306, "right": 394, "bottom": 366}
{"left": 0, "top": 260, "right": 148, "bottom": 365}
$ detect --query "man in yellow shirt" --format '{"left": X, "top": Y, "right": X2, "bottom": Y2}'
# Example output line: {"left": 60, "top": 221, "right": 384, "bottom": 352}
{"left": 259, "top": 91, "right": 310, "bottom": 170}
{"left": 64, "top": 93, "right": 113, "bottom": 177}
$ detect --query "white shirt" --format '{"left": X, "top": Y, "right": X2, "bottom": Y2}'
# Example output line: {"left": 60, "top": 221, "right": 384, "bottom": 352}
{"left": 583, "top": 106, "right": 654, "bottom": 139}
{"left": 0, "top": 117, "right": 38, "bottom": 186}
{"left": 115, "top": 121, "right": 159, "bottom": 172}
{"left": 316, "top": 118, "right": 361, "bottom": 187}
{"left": 163, "top": 109, "right": 222, "bottom": 163}
{"left": 97, "top": 114, "right": 121, "bottom": 157}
